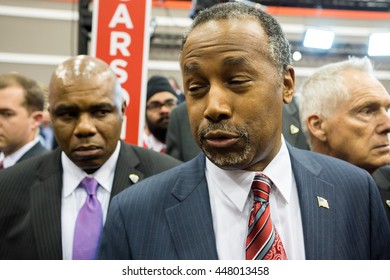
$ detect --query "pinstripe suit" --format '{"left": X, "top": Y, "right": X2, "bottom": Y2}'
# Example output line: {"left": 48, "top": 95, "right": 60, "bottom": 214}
{"left": 99, "top": 145, "right": 390, "bottom": 260}
{"left": 0, "top": 141, "right": 181, "bottom": 259}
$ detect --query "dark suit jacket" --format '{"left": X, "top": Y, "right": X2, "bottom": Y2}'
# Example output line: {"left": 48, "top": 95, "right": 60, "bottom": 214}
{"left": 99, "top": 145, "right": 390, "bottom": 260}
{"left": 372, "top": 165, "right": 390, "bottom": 224}
{"left": 282, "top": 98, "right": 310, "bottom": 150}
{"left": 166, "top": 102, "right": 201, "bottom": 162}
{"left": 0, "top": 141, "right": 181, "bottom": 259}
{"left": 17, "top": 142, "right": 48, "bottom": 163}
{"left": 166, "top": 100, "right": 309, "bottom": 162}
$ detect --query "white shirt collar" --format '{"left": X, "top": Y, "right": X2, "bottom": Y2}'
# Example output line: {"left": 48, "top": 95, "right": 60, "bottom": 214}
{"left": 62, "top": 141, "right": 121, "bottom": 198}
{"left": 205, "top": 136, "right": 292, "bottom": 211}
{"left": 0, "top": 137, "right": 40, "bottom": 168}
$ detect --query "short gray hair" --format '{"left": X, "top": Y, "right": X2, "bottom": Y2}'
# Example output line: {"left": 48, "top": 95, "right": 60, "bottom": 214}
{"left": 299, "top": 56, "right": 375, "bottom": 140}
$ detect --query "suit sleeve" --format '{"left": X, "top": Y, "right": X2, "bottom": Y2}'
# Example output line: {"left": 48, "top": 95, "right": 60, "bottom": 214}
{"left": 98, "top": 196, "right": 132, "bottom": 260}
{"left": 368, "top": 175, "right": 390, "bottom": 259}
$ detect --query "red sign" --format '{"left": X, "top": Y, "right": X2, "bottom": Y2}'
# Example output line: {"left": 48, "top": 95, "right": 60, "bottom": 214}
{"left": 91, "top": 0, "right": 151, "bottom": 145}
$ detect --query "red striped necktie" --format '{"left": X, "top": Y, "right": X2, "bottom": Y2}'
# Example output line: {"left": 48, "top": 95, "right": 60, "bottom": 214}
{"left": 246, "top": 173, "right": 287, "bottom": 260}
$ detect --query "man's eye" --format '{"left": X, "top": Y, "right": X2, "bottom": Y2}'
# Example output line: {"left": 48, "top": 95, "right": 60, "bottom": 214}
{"left": 94, "top": 110, "right": 110, "bottom": 117}
{"left": 0, "top": 112, "right": 14, "bottom": 118}
{"left": 56, "top": 111, "right": 77, "bottom": 120}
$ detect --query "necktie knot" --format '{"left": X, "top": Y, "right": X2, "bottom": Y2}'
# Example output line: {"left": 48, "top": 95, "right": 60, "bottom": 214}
{"left": 80, "top": 177, "right": 98, "bottom": 196}
{"left": 251, "top": 173, "right": 272, "bottom": 202}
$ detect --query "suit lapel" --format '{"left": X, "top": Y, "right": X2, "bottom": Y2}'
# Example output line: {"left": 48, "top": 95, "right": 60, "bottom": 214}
{"left": 110, "top": 143, "right": 145, "bottom": 200}
{"left": 288, "top": 146, "right": 336, "bottom": 260}
{"left": 165, "top": 155, "right": 218, "bottom": 259}
{"left": 30, "top": 150, "right": 63, "bottom": 259}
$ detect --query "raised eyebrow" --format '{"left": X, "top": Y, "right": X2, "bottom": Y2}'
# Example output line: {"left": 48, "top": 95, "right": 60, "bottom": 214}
{"left": 223, "top": 56, "right": 251, "bottom": 67}
{"left": 183, "top": 63, "right": 201, "bottom": 75}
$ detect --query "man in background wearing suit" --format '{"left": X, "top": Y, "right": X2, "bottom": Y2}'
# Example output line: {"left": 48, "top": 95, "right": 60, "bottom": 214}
{"left": 0, "top": 55, "right": 181, "bottom": 259}
{"left": 299, "top": 56, "right": 390, "bottom": 223}
{"left": 99, "top": 2, "right": 390, "bottom": 260}
{"left": 0, "top": 72, "right": 48, "bottom": 169}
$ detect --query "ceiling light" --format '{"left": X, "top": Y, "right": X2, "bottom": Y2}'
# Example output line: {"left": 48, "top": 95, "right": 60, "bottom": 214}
{"left": 303, "top": 28, "right": 334, "bottom": 50}
{"left": 368, "top": 33, "right": 390, "bottom": 56}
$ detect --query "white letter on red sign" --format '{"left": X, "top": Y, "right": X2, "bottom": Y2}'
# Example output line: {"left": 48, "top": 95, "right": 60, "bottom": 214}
{"left": 111, "top": 59, "right": 128, "bottom": 84}
{"left": 109, "top": 3, "right": 134, "bottom": 29}
{"left": 110, "top": 31, "right": 131, "bottom": 56}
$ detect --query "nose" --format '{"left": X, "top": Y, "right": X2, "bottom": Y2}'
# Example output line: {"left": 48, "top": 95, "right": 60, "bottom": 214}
{"left": 74, "top": 113, "right": 97, "bottom": 138}
{"left": 376, "top": 107, "right": 390, "bottom": 135}
{"left": 203, "top": 83, "right": 232, "bottom": 123}
{"left": 159, "top": 104, "right": 171, "bottom": 114}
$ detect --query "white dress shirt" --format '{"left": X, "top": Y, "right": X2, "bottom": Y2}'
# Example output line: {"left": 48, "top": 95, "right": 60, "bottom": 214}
{"left": 0, "top": 137, "right": 40, "bottom": 168}
{"left": 61, "top": 141, "right": 121, "bottom": 260}
{"left": 206, "top": 136, "right": 306, "bottom": 260}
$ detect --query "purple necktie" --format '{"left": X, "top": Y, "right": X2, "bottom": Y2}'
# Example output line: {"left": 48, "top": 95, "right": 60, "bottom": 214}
{"left": 72, "top": 177, "right": 103, "bottom": 260}
{"left": 0, "top": 161, "right": 3, "bottom": 170}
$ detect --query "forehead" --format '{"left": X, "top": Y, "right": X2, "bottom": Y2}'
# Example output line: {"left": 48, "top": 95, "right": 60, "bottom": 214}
{"left": 344, "top": 69, "right": 389, "bottom": 99}
{"left": 0, "top": 85, "right": 25, "bottom": 105}
{"left": 50, "top": 76, "right": 115, "bottom": 107}
{"left": 181, "top": 18, "right": 267, "bottom": 61}
{"left": 148, "top": 92, "right": 176, "bottom": 103}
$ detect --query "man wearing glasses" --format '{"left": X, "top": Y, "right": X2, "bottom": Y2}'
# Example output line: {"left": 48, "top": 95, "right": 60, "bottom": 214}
{"left": 143, "top": 75, "right": 178, "bottom": 153}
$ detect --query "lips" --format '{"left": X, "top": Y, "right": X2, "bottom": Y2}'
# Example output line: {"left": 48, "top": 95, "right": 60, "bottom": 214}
{"left": 203, "top": 130, "right": 241, "bottom": 149}
{"left": 73, "top": 145, "right": 102, "bottom": 158}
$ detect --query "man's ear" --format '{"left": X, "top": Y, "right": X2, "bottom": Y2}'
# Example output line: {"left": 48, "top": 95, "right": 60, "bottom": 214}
{"left": 31, "top": 111, "right": 43, "bottom": 129}
{"left": 121, "top": 100, "right": 127, "bottom": 115}
{"left": 307, "top": 114, "right": 327, "bottom": 141}
{"left": 282, "top": 66, "right": 295, "bottom": 104}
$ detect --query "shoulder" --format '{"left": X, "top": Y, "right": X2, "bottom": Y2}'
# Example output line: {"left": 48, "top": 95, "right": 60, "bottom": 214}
{"left": 120, "top": 142, "right": 182, "bottom": 170}
{"left": 289, "top": 146, "right": 372, "bottom": 182}
{"left": 113, "top": 155, "right": 203, "bottom": 203}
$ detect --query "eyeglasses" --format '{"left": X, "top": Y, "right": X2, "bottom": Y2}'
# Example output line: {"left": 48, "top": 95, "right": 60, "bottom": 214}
{"left": 146, "top": 99, "right": 178, "bottom": 112}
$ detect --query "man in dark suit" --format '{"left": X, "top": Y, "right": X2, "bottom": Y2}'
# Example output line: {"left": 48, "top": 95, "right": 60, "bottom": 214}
{"left": 0, "top": 72, "right": 48, "bottom": 169}
{"left": 0, "top": 55, "right": 181, "bottom": 259}
{"left": 299, "top": 56, "right": 390, "bottom": 222}
{"left": 99, "top": 3, "right": 390, "bottom": 260}
{"left": 166, "top": 96, "right": 308, "bottom": 162}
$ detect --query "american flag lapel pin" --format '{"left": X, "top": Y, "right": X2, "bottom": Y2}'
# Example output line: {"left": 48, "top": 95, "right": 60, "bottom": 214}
{"left": 317, "top": 196, "right": 330, "bottom": 209}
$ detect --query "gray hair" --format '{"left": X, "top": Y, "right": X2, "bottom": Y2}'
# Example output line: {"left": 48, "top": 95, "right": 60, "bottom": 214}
{"left": 299, "top": 56, "right": 375, "bottom": 140}
{"left": 181, "top": 1, "right": 292, "bottom": 74}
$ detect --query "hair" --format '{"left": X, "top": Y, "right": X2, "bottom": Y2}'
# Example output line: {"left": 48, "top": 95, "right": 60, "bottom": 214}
{"left": 181, "top": 2, "right": 292, "bottom": 74}
{"left": 0, "top": 72, "right": 45, "bottom": 113}
{"left": 299, "top": 56, "right": 375, "bottom": 140}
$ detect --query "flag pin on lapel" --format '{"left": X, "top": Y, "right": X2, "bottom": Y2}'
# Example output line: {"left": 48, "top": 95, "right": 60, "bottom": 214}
{"left": 129, "top": 174, "right": 139, "bottom": 184}
{"left": 317, "top": 196, "right": 329, "bottom": 209}
{"left": 386, "top": 200, "right": 390, "bottom": 209}
{"left": 290, "top": 124, "right": 300, "bottom": 135}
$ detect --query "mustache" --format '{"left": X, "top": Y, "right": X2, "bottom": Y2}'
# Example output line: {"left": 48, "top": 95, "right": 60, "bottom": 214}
{"left": 198, "top": 122, "right": 248, "bottom": 139}
{"left": 156, "top": 114, "right": 170, "bottom": 124}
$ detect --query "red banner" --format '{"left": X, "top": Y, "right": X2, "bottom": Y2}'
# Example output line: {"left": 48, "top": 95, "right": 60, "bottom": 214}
{"left": 91, "top": 0, "right": 151, "bottom": 145}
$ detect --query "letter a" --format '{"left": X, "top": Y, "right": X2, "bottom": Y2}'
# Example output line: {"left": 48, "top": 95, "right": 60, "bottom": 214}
{"left": 109, "top": 3, "right": 134, "bottom": 29}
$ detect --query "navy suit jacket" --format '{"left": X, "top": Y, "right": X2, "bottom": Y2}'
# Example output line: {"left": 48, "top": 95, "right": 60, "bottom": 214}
{"left": 99, "top": 145, "right": 390, "bottom": 260}
{"left": 0, "top": 141, "right": 181, "bottom": 259}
